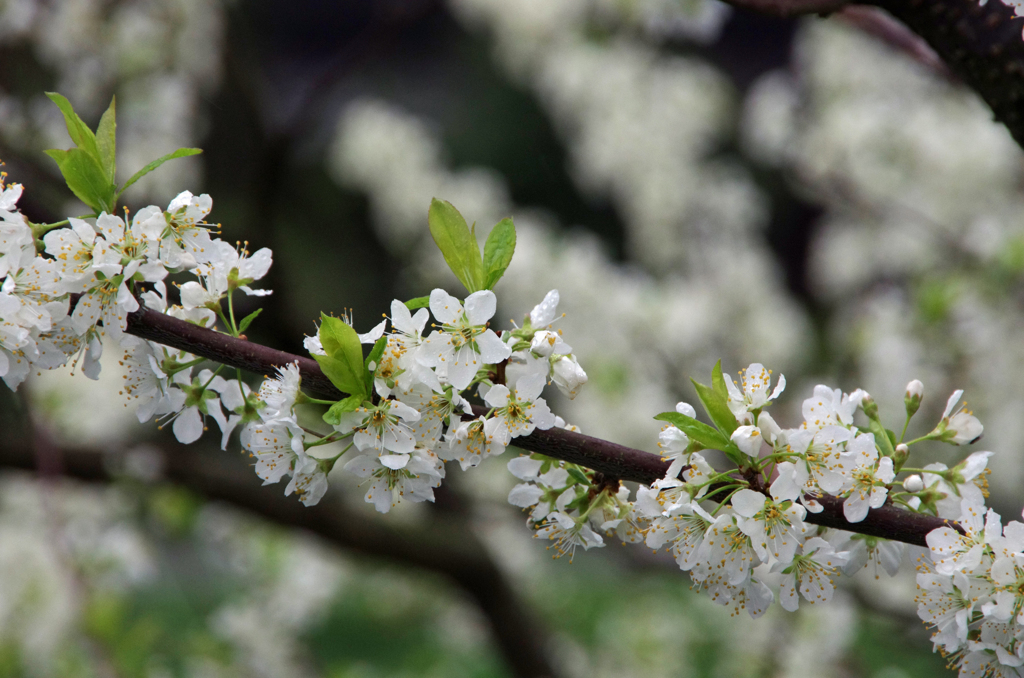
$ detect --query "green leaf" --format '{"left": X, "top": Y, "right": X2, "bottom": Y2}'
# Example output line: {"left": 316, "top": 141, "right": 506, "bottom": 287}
{"left": 427, "top": 198, "right": 484, "bottom": 293}
{"left": 711, "top": 360, "right": 730, "bottom": 405}
{"left": 404, "top": 296, "right": 430, "bottom": 310}
{"left": 43, "top": 148, "right": 114, "bottom": 214}
{"left": 322, "top": 395, "right": 364, "bottom": 425}
{"left": 692, "top": 377, "right": 739, "bottom": 437}
{"left": 46, "top": 92, "right": 101, "bottom": 162}
{"left": 482, "top": 217, "right": 516, "bottom": 289}
{"left": 314, "top": 354, "right": 364, "bottom": 400}
{"left": 566, "top": 467, "right": 590, "bottom": 485}
{"left": 868, "top": 419, "right": 896, "bottom": 458}
{"left": 237, "top": 308, "right": 263, "bottom": 335}
{"left": 364, "top": 336, "right": 387, "bottom": 394}
{"left": 313, "top": 314, "right": 366, "bottom": 397}
{"left": 117, "top": 147, "right": 202, "bottom": 199}
{"left": 96, "top": 97, "right": 117, "bottom": 184}
{"left": 653, "top": 412, "right": 732, "bottom": 451}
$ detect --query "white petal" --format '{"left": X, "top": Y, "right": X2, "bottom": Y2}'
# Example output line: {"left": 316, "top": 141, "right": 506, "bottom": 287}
{"left": 507, "top": 455, "right": 542, "bottom": 480}
{"left": 529, "top": 290, "right": 559, "bottom": 326}
{"left": 508, "top": 483, "right": 544, "bottom": 507}
{"left": 173, "top": 407, "right": 204, "bottom": 444}
{"left": 359, "top": 319, "right": 387, "bottom": 344}
{"left": 732, "top": 489, "right": 766, "bottom": 518}
{"left": 476, "top": 329, "right": 512, "bottom": 363}
{"left": 484, "top": 384, "right": 511, "bottom": 408}
{"left": 464, "top": 290, "right": 497, "bottom": 325}
{"left": 380, "top": 453, "right": 410, "bottom": 470}
{"left": 429, "top": 288, "right": 462, "bottom": 324}
{"left": 943, "top": 390, "right": 964, "bottom": 418}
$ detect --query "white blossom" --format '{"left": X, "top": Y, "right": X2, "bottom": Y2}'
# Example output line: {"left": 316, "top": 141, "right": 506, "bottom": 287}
{"left": 420, "top": 288, "right": 511, "bottom": 391}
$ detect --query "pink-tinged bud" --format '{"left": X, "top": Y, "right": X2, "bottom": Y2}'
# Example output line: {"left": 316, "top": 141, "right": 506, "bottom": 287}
{"left": 905, "top": 379, "right": 924, "bottom": 416}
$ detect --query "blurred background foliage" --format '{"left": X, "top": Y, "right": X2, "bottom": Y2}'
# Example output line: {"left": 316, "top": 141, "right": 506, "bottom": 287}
{"left": 0, "top": 0, "right": 1021, "bottom": 676}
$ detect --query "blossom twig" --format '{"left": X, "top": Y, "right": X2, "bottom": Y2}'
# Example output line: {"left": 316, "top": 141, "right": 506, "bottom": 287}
{"left": 122, "top": 303, "right": 962, "bottom": 548}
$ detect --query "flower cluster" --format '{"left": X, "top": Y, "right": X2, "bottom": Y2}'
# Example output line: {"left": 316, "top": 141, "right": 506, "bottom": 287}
{"left": 502, "top": 361, "right": 1017, "bottom": 677}
{"left": 0, "top": 168, "right": 274, "bottom": 449}
{"left": 239, "top": 284, "right": 587, "bottom": 513}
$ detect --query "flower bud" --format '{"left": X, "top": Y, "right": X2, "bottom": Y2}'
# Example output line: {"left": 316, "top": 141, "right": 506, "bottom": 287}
{"left": 551, "top": 355, "right": 587, "bottom": 400}
{"left": 893, "top": 442, "right": 909, "bottom": 472}
{"left": 860, "top": 393, "right": 878, "bottom": 419}
{"left": 675, "top": 401, "right": 697, "bottom": 418}
{"left": 905, "top": 379, "right": 924, "bottom": 417}
{"left": 903, "top": 474, "right": 924, "bottom": 493}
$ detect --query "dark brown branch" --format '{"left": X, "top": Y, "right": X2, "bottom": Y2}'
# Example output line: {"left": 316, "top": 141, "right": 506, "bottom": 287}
{"left": 722, "top": 0, "right": 1024, "bottom": 151}
{"left": 720, "top": 0, "right": 851, "bottom": 16}
{"left": 121, "top": 304, "right": 963, "bottom": 548}
{"left": 869, "top": 0, "right": 1024, "bottom": 149}
{"left": 0, "top": 436, "right": 559, "bottom": 678}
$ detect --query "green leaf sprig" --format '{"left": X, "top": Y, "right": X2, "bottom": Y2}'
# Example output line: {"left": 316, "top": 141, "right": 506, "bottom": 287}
{"left": 427, "top": 198, "right": 516, "bottom": 293}
{"left": 43, "top": 92, "right": 201, "bottom": 216}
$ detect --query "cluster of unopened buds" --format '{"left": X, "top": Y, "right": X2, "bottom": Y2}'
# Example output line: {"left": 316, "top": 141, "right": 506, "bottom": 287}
{"left": 2, "top": 93, "right": 1022, "bottom": 676}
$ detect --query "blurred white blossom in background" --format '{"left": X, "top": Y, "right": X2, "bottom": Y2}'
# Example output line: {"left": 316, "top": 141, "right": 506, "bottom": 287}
{"left": 0, "top": 0, "right": 225, "bottom": 204}
{"left": 744, "top": 21, "right": 1024, "bottom": 496}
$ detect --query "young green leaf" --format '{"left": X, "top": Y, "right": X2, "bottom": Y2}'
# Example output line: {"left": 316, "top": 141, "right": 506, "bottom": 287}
{"left": 322, "top": 394, "right": 364, "bottom": 425}
{"left": 427, "top": 198, "right": 484, "bottom": 293}
{"left": 46, "top": 92, "right": 101, "bottom": 162}
{"left": 117, "top": 147, "right": 202, "bottom": 200}
{"left": 43, "top": 148, "right": 114, "bottom": 214}
{"left": 692, "top": 378, "right": 739, "bottom": 436}
{"left": 364, "top": 335, "right": 387, "bottom": 395}
{"left": 482, "top": 217, "right": 516, "bottom": 289}
{"left": 404, "top": 296, "right": 430, "bottom": 310}
{"left": 237, "top": 308, "right": 263, "bottom": 335}
{"left": 95, "top": 97, "right": 117, "bottom": 184}
{"left": 314, "top": 315, "right": 366, "bottom": 397}
{"left": 566, "top": 467, "right": 590, "bottom": 485}
{"left": 868, "top": 419, "right": 897, "bottom": 458}
{"left": 653, "top": 412, "right": 731, "bottom": 451}
{"left": 314, "top": 354, "right": 366, "bottom": 401}
{"left": 711, "top": 360, "right": 730, "bottom": 405}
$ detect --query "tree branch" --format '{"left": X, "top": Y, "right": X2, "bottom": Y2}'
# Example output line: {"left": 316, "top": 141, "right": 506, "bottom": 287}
{"left": 121, "top": 304, "right": 962, "bottom": 548}
{"left": 719, "top": 0, "right": 1024, "bottom": 150}
{"left": 720, "top": 0, "right": 851, "bottom": 16}
{"left": 870, "top": 0, "right": 1024, "bottom": 148}
{"left": 0, "top": 433, "right": 560, "bottom": 678}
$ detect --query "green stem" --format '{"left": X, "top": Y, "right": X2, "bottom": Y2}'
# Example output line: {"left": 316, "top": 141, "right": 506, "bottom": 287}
{"left": 226, "top": 289, "right": 239, "bottom": 336}
{"left": 709, "top": 485, "right": 745, "bottom": 516}
{"left": 30, "top": 219, "right": 69, "bottom": 240}
{"left": 324, "top": 441, "right": 355, "bottom": 462}
{"left": 578, "top": 491, "right": 606, "bottom": 522}
{"left": 164, "top": 357, "right": 208, "bottom": 377}
{"left": 899, "top": 413, "right": 911, "bottom": 443}
{"left": 306, "top": 397, "right": 341, "bottom": 406}
{"left": 898, "top": 467, "right": 944, "bottom": 476}
{"left": 200, "top": 364, "right": 224, "bottom": 390}
{"left": 305, "top": 429, "right": 354, "bottom": 448}
{"left": 692, "top": 471, "right": 745, "bottom": 493}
